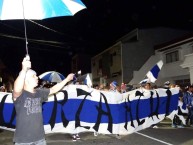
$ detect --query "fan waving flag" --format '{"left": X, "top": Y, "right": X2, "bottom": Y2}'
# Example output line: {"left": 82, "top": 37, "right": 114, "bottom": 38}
{"left": 146, "top": 60, "right": 163, "bottom": 83}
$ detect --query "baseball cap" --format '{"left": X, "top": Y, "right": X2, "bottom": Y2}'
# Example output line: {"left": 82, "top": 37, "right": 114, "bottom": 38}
{"left": 111, "top": 81, "right": 118, "bottom": 88}
{"left": 164, "top": 81, "right": 170, "bottom": 86}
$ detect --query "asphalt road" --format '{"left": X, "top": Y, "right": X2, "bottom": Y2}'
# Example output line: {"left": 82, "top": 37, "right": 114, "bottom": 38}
{"left": 1, "top": 119, "right": 193, "bottom": 145}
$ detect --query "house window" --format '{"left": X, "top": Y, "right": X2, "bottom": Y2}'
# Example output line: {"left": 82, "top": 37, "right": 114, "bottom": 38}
{"left": 166, "top": 51, "right": 179, "bottom": 63}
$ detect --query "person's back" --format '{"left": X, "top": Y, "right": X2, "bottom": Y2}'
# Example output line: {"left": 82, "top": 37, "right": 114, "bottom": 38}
{"left": 182, "top": 85, "right": 193, "bottom": 126}
{"left": 183, "top": 86, "right": 193, "bottom": 106}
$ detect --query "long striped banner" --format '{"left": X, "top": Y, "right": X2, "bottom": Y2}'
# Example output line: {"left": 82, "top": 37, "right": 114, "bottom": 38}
{"left": 0, "top": 85, "right": 179, "bottom": 135}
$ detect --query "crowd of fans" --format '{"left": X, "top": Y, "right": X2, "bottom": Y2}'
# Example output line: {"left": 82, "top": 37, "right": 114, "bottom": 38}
{"left": 92, "top": 80, "right": 193, "bottom": 129}
{"left": 1, "top": 77, "right": 193, "bottom": 141}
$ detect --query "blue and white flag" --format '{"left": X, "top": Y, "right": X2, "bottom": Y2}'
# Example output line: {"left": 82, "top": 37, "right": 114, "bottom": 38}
{"left": 84, "top": 74, "right": 92, "bottom": 87}
{"left": 0, "top": 85, "right": 179, "bottom": 135}
{"left": 139, "top": 78, "right": 150, "bottom": 85}
{"left": 146, "top": 60, "right": 163, "bottom": 83}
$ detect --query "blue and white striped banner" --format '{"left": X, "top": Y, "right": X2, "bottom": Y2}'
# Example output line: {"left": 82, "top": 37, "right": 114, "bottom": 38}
{"left": 0, "top": 85, "right": 179, "bottom": 135}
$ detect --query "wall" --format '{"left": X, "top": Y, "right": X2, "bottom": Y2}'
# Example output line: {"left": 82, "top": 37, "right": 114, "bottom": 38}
{"left": 122, "top": 27, "right": 191, "bottom": 84}
{"left": 130, "top": 41, "right": 193, "bottom": 87}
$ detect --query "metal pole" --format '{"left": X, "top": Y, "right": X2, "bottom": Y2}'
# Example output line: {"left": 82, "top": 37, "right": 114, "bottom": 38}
{"left": 22, "top": 0, "right": 29, "bottom": 55}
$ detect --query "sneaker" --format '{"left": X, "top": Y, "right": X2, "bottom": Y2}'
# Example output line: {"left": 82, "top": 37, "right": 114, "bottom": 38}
{"left": 72, "top": 135, "right": 77, "bottom": 142}
{"left": 76, "top": 134, "right": 80, "bottom": 140}
{"left": 94, "top": 131, "right": 98, "bottom": 136}
{"left": 115, "top": 134, "right": 121, "bottom": 139}
{"left": 152, "top": 125, "right": 158, "bottom": 128}
{"left": 177, "top": 125, "right": 184, "bottom": 128}
{"left": 171, "top": 124, "right": 177, "bottom": 128}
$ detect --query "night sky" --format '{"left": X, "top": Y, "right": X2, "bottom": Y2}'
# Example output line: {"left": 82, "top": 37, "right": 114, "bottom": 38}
{"left": 0, "top": 0, "right": 193, "bottom": 77}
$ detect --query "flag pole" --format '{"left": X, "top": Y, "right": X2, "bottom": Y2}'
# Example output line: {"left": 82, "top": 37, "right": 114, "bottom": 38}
{"left": 22, "top": 0, "right": 29, "bottom": 56}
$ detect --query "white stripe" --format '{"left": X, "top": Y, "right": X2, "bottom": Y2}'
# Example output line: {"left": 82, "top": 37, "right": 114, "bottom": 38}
{"left": 146, "top": 71, "right": 156, "bottom": 83}
{"left": 1, "top": 0, "right": 44, "bottom": 20}
{"left": 157, "top": 60, "right": 163, "bottom": 69}
{"left": 135, "top": 132, "right": 173, "bottom": 145}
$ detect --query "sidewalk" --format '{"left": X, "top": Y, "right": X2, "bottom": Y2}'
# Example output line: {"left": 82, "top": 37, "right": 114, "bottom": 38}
{"left": 0, "top": 119, "right": 172, "bottom": 145}
{"left": 1, "top": 119, "right": 192, "bottom": 145}
{"left": 0, "top": 130, "right": 126, "bottom": 145}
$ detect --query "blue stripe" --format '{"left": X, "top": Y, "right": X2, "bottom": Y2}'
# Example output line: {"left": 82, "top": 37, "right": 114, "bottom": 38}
{"left": 73, "top": 0, "right": 86, "bottom": 6}
{"left": 42, "top": 94, "right": 178, "bottom": 124}
{"left": 2, "top": 103, "right": 15, "bottom": 123}
{"left": 58, "top": 73, "right": 65, "bottom": 80}
{"left": 41, "top": 73, "right": 52, "bottom": 81}
{"left": 150, "top": 64, "right": 160, "bottom": 79}
{"left": 42, "top": 0, "right": 72, "bottom": 19}
{"left": 0, "top": 0, "right": 3, "bottom": 18}
{"left": 1, "top": 93, "right": 179, "bottom": 127}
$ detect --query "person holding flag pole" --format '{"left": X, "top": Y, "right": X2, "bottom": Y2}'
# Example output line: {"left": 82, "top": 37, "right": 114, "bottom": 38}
{"left": 12, "top": 55, "right": 74, "bottom": 145}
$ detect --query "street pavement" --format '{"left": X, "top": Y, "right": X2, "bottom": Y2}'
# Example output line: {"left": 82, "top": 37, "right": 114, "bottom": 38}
{"left": 1, "top": 119, "right": 193, "bottom": 145}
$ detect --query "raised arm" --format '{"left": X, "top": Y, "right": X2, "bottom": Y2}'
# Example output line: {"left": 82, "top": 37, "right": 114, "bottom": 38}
{"left": 49, "top": 73, "right": 74, "bottom": 95}
{"left": 13, "top": 56, "right": 31, "bottom": 100}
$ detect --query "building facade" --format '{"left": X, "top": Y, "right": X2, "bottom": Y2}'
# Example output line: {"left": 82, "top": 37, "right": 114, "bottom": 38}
{"left": 130, "top": 33, "right": 193, "bottom": 87}
{"left": 71, "top": 54, "right": 91, "bottom": 74}
{"left": 91, "top": 27, "right": 191, "bottom": 87}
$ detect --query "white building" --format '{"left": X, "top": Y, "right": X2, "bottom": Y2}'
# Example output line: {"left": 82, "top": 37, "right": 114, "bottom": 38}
{"left": 130, "top": 33, "right": 193, "bottom": 87}
{"left": 91, "top": 27, "right": 191, "bottom": 87}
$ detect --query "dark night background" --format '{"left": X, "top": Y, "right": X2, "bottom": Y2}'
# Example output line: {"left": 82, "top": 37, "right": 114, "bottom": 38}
{"left": 0, "top": 0, "right": 193, "bottom": 77}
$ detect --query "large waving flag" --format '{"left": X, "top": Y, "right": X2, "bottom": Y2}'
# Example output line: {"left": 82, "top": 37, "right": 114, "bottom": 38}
{"left": 146, "top": 60, "right": 163, "bottom": 83}
{"left": 84, "top": 74, "right": 92, "bottom": 87}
